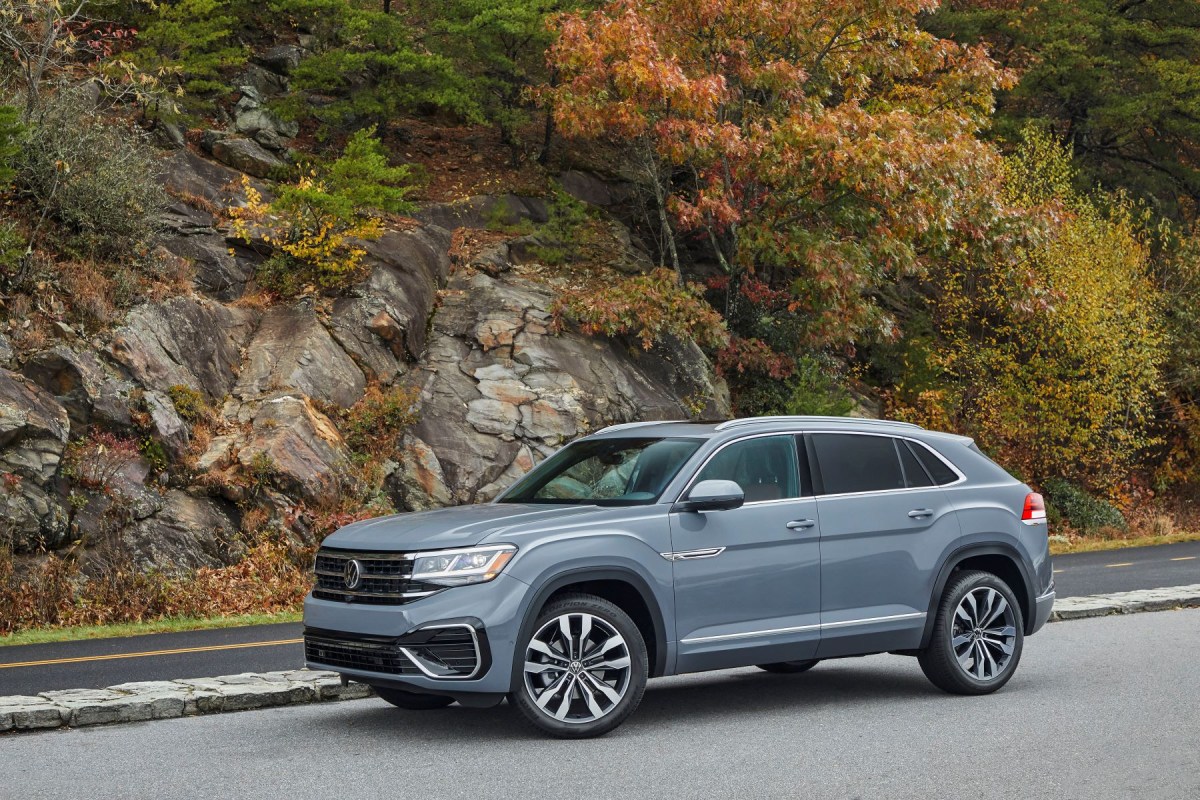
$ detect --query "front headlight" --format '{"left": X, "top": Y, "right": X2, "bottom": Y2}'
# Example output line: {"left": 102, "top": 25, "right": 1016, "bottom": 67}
{"left": 410, "top": 544, "right": 517, "bottom": 587}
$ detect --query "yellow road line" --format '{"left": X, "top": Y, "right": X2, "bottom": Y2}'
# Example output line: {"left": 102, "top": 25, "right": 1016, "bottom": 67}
{"left": 1171, "top": 556, "right": 1197, "bottom": 562}
{"left": 1105, "top": 562, "right": 1134, "bottom": 568}
{"left": 1053, "top": 569, "right": 1065, "bottom": 574}
{"left": 0, "top": 638, "right": 303, "bottom": 670}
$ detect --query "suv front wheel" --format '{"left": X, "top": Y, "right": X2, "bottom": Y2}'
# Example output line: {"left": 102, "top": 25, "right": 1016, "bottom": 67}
{"left": 511, "top": 593, "right": 648, "bottom": 738}
{"left": 919, "top": 570, "right": 1025, "bottom": 695}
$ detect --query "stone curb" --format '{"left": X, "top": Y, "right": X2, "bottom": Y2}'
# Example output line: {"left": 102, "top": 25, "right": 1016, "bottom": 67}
{"left": 5, "top": 586, "right": 1200, "bottom": 734}
{"left": 1048, "top": 584, "right": 1200, "bottom": 621}
{"left": 0, "top": 670, "right": 372, "bottom": 734}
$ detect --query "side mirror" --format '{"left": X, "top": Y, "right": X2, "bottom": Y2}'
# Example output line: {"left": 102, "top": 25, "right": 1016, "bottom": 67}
{"left": 677, "top": 479, "right": 745, "bottom": 513}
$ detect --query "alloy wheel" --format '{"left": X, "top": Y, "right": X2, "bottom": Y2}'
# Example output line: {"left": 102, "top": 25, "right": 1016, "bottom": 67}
{"left": 951, "top": 586, "right": 1018, "bottom": 681}
{"left": 523, "top": 612, "right": 632, "bottom": 724}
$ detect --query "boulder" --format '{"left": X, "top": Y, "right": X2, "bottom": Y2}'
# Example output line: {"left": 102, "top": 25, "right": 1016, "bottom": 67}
{"left": 160, "top": 232, "right": 254, "bottom": 301}
{"left": 401, "top": 270, "right": 729, "bottom": 503}
{"left": 0, "top": 333, "right": 13, "bottom": 368}
{"left": 121, "top": 491, "right": 238, "bottom": 572}
{"left": 108, "top": 297, "right": 259, "bottom": 401}
{"left": 388, "top": 434, "right": 453, "bottom": 512}
{"left": 239, "top": 63, "right": 289, "bottom": 97}
{"left": 20, "top": 346, "right": 131, "bottom": 431}
{"left": 211, "top": 137, "right": 285, "bottom": 179}
{"left": 237, "top": 394, "right": 349, "bottom": 505}
{"left": 143, "top": 390, "right": 190, "bottom": 461}
{"left": 161, "top": 149, "right": 248, "bottom": 207}
{"left": 0, "top": 369, "right": 72, "bottom": 550}
{"left": 233, "top": 303, "right": 365, "bottom": 409}
{"left": 259, "top": 45, "right": 305, "bottom": 76}
{"left": 233, "top": 87, "right": 299, "bottom": 141}
{"left": 328, "top": 226, "right": 451, "bottom": 382}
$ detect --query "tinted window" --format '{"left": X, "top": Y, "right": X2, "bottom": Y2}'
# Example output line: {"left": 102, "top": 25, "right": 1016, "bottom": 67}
{"left": 898, "top": 440, "right": 935, "bottom": 488}
{"left": 911, "top": 442, "right": 960, "bottom": 485}
{"left": 693, "top": 435, "right": 800, "bottom": 502}
{"left": 501, "top": 437, "right": 702, "bottom": 505}
{"left": 811, "top": 434, "right": 905, "bottom": 495}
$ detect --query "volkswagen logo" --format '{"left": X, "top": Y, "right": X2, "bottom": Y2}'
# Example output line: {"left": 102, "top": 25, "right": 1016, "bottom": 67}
{"left": 343, "top": 559, "right": 364, "bottom": 590}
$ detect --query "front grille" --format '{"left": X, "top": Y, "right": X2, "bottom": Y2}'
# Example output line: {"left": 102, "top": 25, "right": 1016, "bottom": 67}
{"left": 304, "top": 635, "right": 421, "bottom": 676}
{"left": 304, "top": 627, "right": 484, "bottom": 679}
{"left": 312, "top": 549, "right": 442, "bottom": 605}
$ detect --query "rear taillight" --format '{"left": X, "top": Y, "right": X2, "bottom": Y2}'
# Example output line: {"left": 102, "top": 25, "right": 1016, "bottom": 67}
{"left": 1021, "top": 492, "right": 1047, "bottom": 525}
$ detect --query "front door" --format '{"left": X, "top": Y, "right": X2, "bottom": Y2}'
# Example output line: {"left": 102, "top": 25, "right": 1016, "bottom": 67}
{"left": 669, "top": 434, "right": 822, "bottom": 672}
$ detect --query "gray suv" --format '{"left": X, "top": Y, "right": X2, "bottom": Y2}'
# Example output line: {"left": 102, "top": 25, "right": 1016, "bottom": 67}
{"left": 304, "top": 416, "right": 1055, "bottom": 737}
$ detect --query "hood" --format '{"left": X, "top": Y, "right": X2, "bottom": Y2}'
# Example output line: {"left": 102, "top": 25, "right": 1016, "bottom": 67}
{"left": 319, "top": 503, "right": 610, "bottom": 552}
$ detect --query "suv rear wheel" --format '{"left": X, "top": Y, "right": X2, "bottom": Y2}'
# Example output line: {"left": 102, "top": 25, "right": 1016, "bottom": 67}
{"left": 511, "top": 593, "right": 648, "bottom": 738}
{"left": 372, "top": 686, "right": 455, "bottom": 710}
{"left": 919, "top": 569, "right": 1025, "bottom": 695}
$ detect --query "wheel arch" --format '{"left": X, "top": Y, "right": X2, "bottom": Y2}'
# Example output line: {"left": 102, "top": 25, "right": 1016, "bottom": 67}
{"left": 513, "top": 567, "right": 669, "bottom": 686}
{"left": 921, "top": 543, "right": 1038, "bottom": 647}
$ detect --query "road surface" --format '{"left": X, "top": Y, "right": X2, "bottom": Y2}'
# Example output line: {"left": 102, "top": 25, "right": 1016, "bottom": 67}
{"left": 1, "top": 540, "right": 1197, "bottom": 697}
{"left": 1, "top": 609, "right": 1196, "bottom": 800}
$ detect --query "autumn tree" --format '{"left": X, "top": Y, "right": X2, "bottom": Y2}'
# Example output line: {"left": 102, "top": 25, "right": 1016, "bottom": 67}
{"left": 542, "top": 0, "right": 1013, "bottom": 393}
{"left": 928, "top": 0, "right": 1200, "bottom": 223}
{"left": 899, "top": 127, "right": 1164, "bottom": 495}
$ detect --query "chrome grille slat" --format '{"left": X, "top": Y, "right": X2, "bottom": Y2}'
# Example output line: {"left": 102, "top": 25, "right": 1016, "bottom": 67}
{"left": 313, "top": 548, "right": 439, "bottom": 605}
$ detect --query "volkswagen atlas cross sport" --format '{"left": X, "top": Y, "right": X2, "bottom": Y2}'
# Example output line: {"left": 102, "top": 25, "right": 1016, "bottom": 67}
{"left": 304, "top": 416, "right": 1055, "bottom": 738}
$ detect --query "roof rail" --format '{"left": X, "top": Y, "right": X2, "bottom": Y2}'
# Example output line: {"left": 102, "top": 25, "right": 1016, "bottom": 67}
{"left": 591, "top": 420, "right": 688, "bottom": 435}
{"left": 713, "top": 416, "right": 922, "bottom": 431}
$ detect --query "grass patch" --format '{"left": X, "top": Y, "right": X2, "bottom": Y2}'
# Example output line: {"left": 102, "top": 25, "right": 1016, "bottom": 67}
{"left": 0, "top": 610, "right": 302, "bottom": 648}
{"left": 1049, "top": 530, "right": 1200, "bottom": 556}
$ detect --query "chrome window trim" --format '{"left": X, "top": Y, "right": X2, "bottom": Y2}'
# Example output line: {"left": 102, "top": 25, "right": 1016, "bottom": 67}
{"left": 399, "top": 623, "right": 484, "bottom": 680}
{"left": 592, "top": 419, "right": 688, "bottom": 435}
{"left": 680, "top": 611, "right": 927, "bottom": 644}
{"left": 673, "top": 429, "right": 966, "bottom": 506}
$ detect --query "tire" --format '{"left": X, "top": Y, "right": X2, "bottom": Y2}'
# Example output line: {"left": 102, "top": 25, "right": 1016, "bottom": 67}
{"left": 372, "top": 686, "right": 456, "bottom": 710}
{"left": 756, "top": 660, "right": 820, "bottom": 674}
{"left": 511, "top": 593, "right": 648, "bottom": 739}
{"left": 919, "top": 569, "right": 1025, "bottom": 695}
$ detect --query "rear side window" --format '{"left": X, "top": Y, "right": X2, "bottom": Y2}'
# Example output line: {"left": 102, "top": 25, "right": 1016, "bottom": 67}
{"left": 909, "top": 441, "right": 961, "bottom": 485}
{"left": 810, "top": 434, "right": 905, "bottom": 495}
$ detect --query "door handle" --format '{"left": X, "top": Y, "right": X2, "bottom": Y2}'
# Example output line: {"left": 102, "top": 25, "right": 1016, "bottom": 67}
{"left": 786, "top": 519, "right": 816, "bottom": 531}
{"left": 907, "top": 508, "right": 934, "bottom": 519}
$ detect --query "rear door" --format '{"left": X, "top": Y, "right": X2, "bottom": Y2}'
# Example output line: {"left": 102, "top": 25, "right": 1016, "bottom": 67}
{"left": 669, "top": 434, "right": 823, "bottom": 672}
{"left": 809, "top": 433, "right": 962, "bottom": 658}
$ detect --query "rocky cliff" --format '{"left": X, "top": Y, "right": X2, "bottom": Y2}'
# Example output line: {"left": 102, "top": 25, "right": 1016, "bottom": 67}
{"left": 0, "top": 147, "right": 728, "bottom": 574}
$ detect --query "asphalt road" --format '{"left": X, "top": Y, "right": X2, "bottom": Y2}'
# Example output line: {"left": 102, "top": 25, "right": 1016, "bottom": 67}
{"left": 1, "top": 609, "right": 1197, "bottom": 800}
{"left": 1050, "top": 539, "right": 1200, "bottom": 596}
{"left": 1, "top": 540, "right": 1197, "bottom": 697}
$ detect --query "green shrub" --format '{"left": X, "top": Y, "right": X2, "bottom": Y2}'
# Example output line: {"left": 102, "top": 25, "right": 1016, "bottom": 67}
{"left": 15, "top": 90, "right": 167, "bottom": 259}
{"left": 167, "top": 385, "right": 210, "bottom": 425}
{"left": 1042, "top": 478, "right": 1127, "bottom": 533}
{"left": 342, "top": 384, "right": 420, "bottom": 455}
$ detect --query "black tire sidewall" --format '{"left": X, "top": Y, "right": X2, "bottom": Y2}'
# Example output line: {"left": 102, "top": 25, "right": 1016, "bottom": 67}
{"left": 510, "top": 593, "right": 648, "bottom": 739}
{"left": 925, "top": 570, "right": 1025, "bottom": 693}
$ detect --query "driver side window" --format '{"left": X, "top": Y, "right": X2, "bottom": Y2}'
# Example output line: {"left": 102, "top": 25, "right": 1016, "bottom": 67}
{"left": 693, "top": 436, "right": 800, "bottom": 503}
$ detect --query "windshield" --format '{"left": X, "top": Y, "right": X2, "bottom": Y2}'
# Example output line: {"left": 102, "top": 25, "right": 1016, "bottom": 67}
{"left": 499, "top": 437, "right": 703, "bottom": 506}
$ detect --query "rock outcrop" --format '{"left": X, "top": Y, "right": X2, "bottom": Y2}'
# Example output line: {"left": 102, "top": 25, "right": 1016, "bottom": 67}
{"left": 0, "top": 144, "right": 730, "bottom": 573}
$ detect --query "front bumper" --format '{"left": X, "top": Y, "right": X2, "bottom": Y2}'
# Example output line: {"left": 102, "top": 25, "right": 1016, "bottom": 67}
{"left": 1030, "top": 587, "right": 1055, "bottom": 635}
{"left": 303, "top": 571, "right": 529, "bottom": 696}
